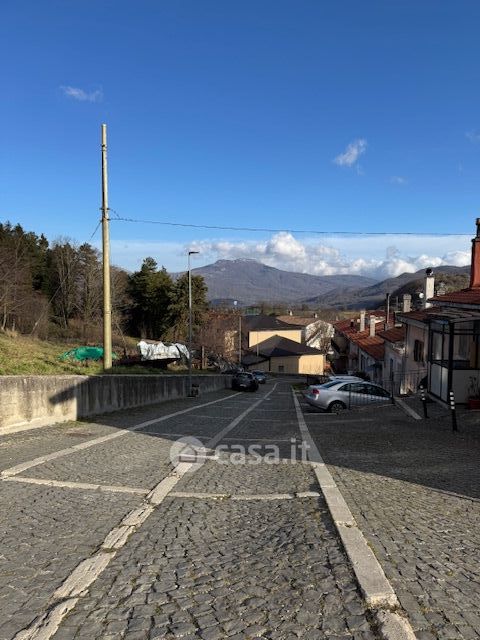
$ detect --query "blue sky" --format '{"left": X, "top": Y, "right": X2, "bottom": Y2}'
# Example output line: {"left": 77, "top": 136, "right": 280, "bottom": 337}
{"left": 1, "top": 1, "right": 479, "bottom": 277}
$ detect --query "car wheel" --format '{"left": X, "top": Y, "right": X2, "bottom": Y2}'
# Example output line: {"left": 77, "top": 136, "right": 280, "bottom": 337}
{"left": 328, "top": 401, "right": 346, "bottom": 414}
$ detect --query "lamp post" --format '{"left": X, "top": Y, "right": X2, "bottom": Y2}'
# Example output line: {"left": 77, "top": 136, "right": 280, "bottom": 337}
{"left": 233, "top": 301, "right": 242, "bottom": 367}
{"left": 188, "top": 250, "right": 199, "bottom": 395}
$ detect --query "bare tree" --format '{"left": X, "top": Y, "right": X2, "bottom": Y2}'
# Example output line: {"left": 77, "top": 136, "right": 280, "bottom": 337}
{"left": 0, "top": 236, "right": 33, "bottom": 331}
{"left": 76, "top": 243, "right": 102, "bottom": 340}
{"left": 197, "top": 310, "right": 239, "bottom": 360}
{"left": 50, "top": 239, "right": 79, "bottom": 328}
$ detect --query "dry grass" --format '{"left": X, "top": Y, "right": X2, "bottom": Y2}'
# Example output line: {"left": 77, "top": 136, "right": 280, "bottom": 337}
{"left": 0, "top": 333, "right": 104, "bottom": 375}
{"left": 0, "top": 333, "right": 185, "bottom": 375}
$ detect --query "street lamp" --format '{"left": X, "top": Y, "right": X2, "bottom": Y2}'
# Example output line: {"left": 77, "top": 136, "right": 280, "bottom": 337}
{"left": 233, "top": 300, "right": 242, "bottom": 366}
{"left": 188, "top": 250, "right": 199, "bottom": 396}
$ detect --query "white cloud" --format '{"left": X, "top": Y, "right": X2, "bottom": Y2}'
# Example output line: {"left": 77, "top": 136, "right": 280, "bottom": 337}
{"left": 61, "top": 85, "right": 103, "bottom": 102}
{"left": 466, "top": 130, "right": 480, "bottom": 143}
{"left": 186, "top": 232, "right": 471, "bottom": 280}
{"left": 334, "top": 139, "right": 367, "bottom": 167}
{"left": 390, "top": 175, "right": 407, "bottom": 185}
{"left": 102, "top": 233, "right": 471, "bottom": 281}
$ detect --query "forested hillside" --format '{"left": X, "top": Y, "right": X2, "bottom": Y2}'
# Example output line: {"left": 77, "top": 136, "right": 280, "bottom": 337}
{"left": 0, "top": 222, "right": 207, "bottom": 342}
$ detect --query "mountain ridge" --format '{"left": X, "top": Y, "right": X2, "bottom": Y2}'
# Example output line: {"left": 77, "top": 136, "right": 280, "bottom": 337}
{"left": 173, "top": 259, "right": 471, "bottom": 308}
{"left": 179, "top": 259, "right": 378, "bottom": 305}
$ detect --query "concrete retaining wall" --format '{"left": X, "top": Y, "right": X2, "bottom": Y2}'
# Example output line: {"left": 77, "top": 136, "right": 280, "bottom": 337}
{"left": 0, "top": 374, "right": 232, "bottom": 433}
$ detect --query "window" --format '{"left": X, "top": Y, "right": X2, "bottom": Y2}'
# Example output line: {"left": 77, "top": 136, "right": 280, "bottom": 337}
{"left": 454, "top": 333, "right": 470, "bottom": 360}
{"left": 278, "top": 365, "right": 284, "bottom": 373}
{"left": 413, "top": 340, "right": 424, "bottom": 362}
{"left": 347, "top": 383, "right": 369, "bottom": 394}
{"left": 366, "top": 384, "right": 390, "bottom": 397}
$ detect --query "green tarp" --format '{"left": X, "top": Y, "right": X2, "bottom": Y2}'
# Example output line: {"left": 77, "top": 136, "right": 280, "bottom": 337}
{"left": 59, "top": 346, "right": 116, "bottom": 362}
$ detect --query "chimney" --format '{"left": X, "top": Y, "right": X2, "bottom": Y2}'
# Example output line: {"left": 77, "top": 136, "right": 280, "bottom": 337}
{"left": 423, "top": 268, "right": 435, "bottom": 309}
{"left": 370, "top": 316, "right": 376, "bottom": 337}
{"left": 402, "top": 294, "right": 411, "bottom": 313}
{"left": 470, "top": 218, "right": 480, "bottom": 288}
{"left": 359, "top": 309, "right": 366, "bottom": 332}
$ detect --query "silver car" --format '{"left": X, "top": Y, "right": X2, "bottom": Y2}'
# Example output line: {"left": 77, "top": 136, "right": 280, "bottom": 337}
{"left": 305, "top": 380, "right": 391, "bottom": 413}
{"left": 304, "top": 375, "right": 364, "bottom": 397}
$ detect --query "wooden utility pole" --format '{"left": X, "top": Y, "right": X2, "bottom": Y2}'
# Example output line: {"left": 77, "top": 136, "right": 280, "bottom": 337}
{"left": 101, "top": 124, "right": 112, "bottom": 370}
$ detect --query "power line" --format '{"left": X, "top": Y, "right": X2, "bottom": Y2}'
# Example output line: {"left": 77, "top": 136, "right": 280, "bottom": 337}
{"left": 88, "top": 219, "right": 102, "bottom": 241}
{"left": 110, "top": 215, "right": 471, "bottom": 237}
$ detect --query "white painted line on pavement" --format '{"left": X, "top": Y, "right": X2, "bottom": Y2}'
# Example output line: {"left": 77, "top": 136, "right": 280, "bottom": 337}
{"left": 13, "top": 598, "right": 79, "bottom": 640}
{"left": 3, "top": 475, "right": 148, "bottom": 495}
{"left": 220, "top": 436, "right": 293, "bottom": 442}
{"left": 395, "top": 398, "right": 422, "bottom": 420}
{"left": 292, "top": 390, "right": 417, "bottom": 640}
{"left": 14, "top": 461, "right": 195, "bottom": 640}
{"left": 168, "top": 491, "right": 322, "bottom": 500}
{"left": 204, "top": 383, "right": 278, "bottom": 449}
{"left": 12, "top": 385, "right": 278, "bottom": 640}
{"left": 1, "top": 392, "right": 241, "bottom": 479}
{"left": 293, "top": 390, "right": 398, "bottom": 605}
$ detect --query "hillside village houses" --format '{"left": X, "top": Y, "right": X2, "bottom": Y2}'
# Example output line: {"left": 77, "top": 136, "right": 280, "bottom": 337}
{"left": 242, "top": 314, "right": 330, "bottom": 375}
{"left": 331, "top": 218, "right": 480, "bottom": 404}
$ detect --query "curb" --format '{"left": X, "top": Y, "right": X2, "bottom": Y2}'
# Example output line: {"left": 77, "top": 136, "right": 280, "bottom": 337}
{"left": 292, "top": 391, "right": 418, "bottom": 640}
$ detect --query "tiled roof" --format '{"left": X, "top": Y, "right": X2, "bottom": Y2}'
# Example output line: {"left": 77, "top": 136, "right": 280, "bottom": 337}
{"left": 396, "top": 308, "right": 439, "bottom": 323}
{"left": 350, "top": 335, "right": 385, "bottom": 361}
{"left": 253, "top": 335, "right": 324, "bottom": 358}
{"left": 333, "top": 319, "right": 357, "bottom": 335}
{"left": 276, "top": 315, "right": 319, "bottom": 326}
{"left": 243, "top": 314, "right": 300, "bottom": 332}
{"left": 397, "top": 306, "right": 480, "bottom": 324}
{"left": 333, "top": 312, "right": 393, "bottom": 337}
{"left": 430, "top": 288, "right": 480, "bottom": 306}
{"left": 377, "top": 326, "right": 405, "bottom": 343}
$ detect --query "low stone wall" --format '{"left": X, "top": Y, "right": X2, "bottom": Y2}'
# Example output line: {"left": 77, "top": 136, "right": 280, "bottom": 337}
{"left": 0, "top": 374, "right": 232, "bottom": 433}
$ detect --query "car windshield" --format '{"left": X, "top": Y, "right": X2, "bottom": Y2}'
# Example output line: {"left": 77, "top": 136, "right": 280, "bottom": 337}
{"left": 316, "top": 381, "right": 339, "bottom": 389}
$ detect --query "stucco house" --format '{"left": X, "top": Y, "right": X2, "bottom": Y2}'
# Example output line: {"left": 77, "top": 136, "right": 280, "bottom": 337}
{"left": 276, "top": 314, "right": 334, "bottom": 351}
{"left": 243, "top": 315, "right": 302, "bottom": 349}
{"left": 244, "top": 335, "right": 325, "bottom": 375}
{"left": 397, "top": 219, "right": 480, "bottom": 403}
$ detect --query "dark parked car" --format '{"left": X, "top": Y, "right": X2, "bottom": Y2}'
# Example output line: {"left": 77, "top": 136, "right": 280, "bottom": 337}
{"left": 252, "top": 370, "right": 267, "bottom": 384}
{"left": 232, "top": 372, "right": 259, "bottom": 392}
{"left": 221, "top": 367, "right": 243, "bottom": 374}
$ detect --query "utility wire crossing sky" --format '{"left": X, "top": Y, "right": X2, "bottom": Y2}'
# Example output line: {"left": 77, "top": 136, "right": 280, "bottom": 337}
{"left": 1, "top": 1, "right": 479, "bottom": 276}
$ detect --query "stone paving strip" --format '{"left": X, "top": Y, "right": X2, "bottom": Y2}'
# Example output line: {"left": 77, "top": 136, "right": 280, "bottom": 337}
{"left": 0, "top": 422, "right": 119, "bottom": 472}
{"left": 2, "top": 475, "right": 149, "bottom": 495}
{"left": 292, "top": 391, "right": 416, "bottom": 640}
{"left": 0, "top": 392, "right": 241, "bottom": 480}
{"left": 176, "top": 458, "right": 318, "bottom": 496}
{"left": 302, "top": 399, "right": 480, "bottom": 640}
{"left": 10, "top": 386, "right": 278, "bottom": 640}
{"left": 49, "top": 495, "right": 377, "bottom": 640}
{"left": 169, "top": 490, "right": 322, "bottom": 500}
{"left": 394, "top": 399, "right": 422, "bottom": 421}
{"left": 0, "top": 483, "right": 140, "bottom": 640}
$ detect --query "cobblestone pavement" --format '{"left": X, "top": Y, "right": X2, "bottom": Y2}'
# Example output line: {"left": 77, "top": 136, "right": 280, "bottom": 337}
{"left": 0, "top": 482, "right": 139, "bottom": 640}
{"left": 301, "top": 396, "right": 480, "bottom": 639}
{"left": 56, "top": 497, "right": 373, "bottom": 640}
{"left": 1, "top": 382, "right": 379, "bottom": 640}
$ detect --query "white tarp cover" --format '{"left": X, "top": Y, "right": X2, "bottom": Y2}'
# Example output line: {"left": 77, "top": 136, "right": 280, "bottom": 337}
{"left": 137, "top": 340, "right": 189, "bottom": 361}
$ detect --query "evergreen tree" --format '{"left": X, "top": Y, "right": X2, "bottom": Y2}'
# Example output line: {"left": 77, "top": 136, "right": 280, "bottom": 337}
{"left": 166, "top": 273, "right": 208, "bottom": 342}
{"left": 127, "top": 258, "right": 173, "bottom": 338}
